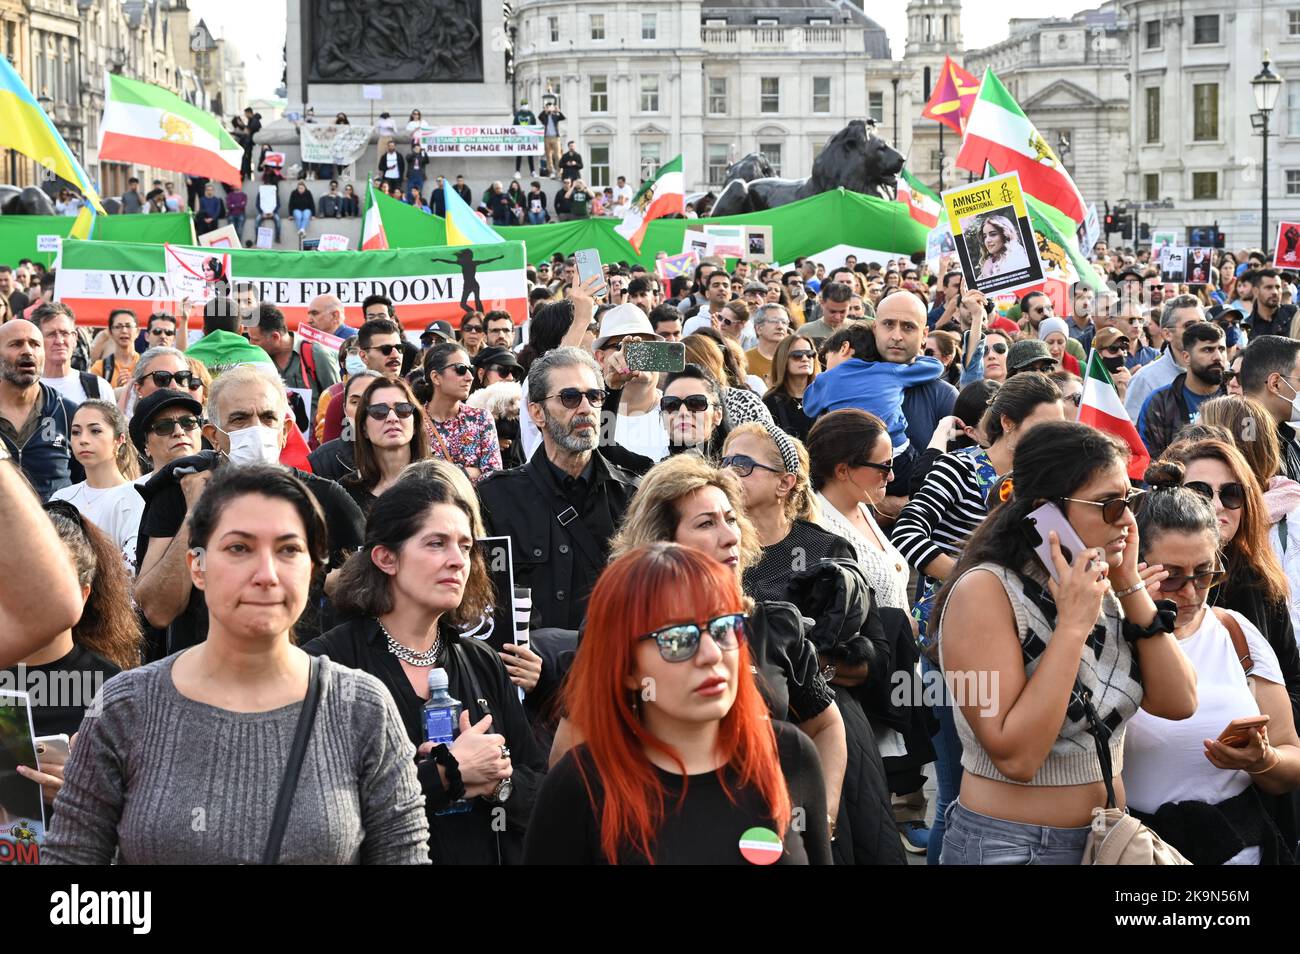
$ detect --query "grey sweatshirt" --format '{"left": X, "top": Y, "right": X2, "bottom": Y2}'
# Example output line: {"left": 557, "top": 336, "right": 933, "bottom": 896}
{"left": 45, "top": 654, "right": 430, "bottom": 865}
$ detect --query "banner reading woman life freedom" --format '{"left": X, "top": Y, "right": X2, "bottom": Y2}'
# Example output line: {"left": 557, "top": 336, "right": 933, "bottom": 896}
{"left": 54, "top": 239, "right": 529, "bottom": 331}
{"left": 941, "top": 171, "right": 1044, "bottom": 296}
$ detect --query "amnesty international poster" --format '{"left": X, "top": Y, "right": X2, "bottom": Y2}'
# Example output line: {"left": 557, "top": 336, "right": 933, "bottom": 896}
{"left": 942, "top": 171, "right": 1044, "bottom": 296}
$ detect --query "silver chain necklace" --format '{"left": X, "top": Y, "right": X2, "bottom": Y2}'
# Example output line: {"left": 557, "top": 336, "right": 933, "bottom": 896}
{"left": 379, "top": 621, "right": 441, "bottom": 667}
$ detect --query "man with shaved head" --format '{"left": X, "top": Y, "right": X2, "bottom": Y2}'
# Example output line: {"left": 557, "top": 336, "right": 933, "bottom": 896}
{"left": 306, "top": 293, "right": 356, "bottom": 339}
{"left": 0, "top": 319, "right": 78, "bottom": 498}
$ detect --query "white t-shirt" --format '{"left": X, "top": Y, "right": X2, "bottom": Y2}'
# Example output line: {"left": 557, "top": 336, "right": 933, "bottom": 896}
{"left": 613, "top": 407, "right": 668, "bottom": 463}
{"left": 43, "top": 371, "right": 114, "bottom": 406}
{"left": 1122, "top": 607, "right": 1284, "bottom": 865}
{"left": 50, "top": 481, "right": 145, "bottom": 574}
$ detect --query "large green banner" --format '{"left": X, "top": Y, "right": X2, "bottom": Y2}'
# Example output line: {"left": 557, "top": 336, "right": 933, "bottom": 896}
{"left": 0, "top": 212, "right": 194, "bottom": 269}
{"left": 373, "top": 187, "right": 930, "bottom": 266}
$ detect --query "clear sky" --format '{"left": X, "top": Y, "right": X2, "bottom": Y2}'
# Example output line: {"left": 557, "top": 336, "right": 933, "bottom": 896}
{"left": 189, "top": 0, "right": 1104, "bottom": 100}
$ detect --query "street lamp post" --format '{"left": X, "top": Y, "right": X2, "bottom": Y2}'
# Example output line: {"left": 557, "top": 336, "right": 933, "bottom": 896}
{"left": 1252, "top": 53, "right": 1283, "bottom": 251}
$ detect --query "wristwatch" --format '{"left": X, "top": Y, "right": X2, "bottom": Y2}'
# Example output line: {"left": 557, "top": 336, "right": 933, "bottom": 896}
{"left": 487, "top": 778, "right": 513, "bottom": 804}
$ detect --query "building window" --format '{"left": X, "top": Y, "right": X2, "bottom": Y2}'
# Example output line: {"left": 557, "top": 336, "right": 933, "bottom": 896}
{"left": 589, "top": 75, "right": 608, "bottom": 113}
{"left": 548, "top": 16, "right": 558, "bottom": 42}
{"left": 812, "top": 77, "right": 831, "bottom": 114}
{"left": 640, "top": 75, "right": 660, "bottom": 112}
{"left": 707, "top": 144, "right": 730, "bottom": 187}
{"left": 1288, "top": 82, "right": 1300, "bottom": 137}
{"left": 868, "top": 91, "right": 885, "bottom": 124}
{"left": 1193, "top": 83, "right": 1218, "bottom": 141}
{"left": 761, "top": 77, "right": 780, "bottom": 114}
{"left": 1144, "top": 173, "right": 1160, "bottom": 201}
{"left": 642, "top": 13, "right": 656, "bottom": 40}
{"left": 1192, "top": 14, "right": 1219, "bottom": 44}
{"left": 1291, "top": 10, "right": 1300, "bottom": 36}
{"left": 1144, "top": 20, "right": 1161, "bottom": 49}
{"left": 930, "top": 150, "right": 943, "bottom": 172}
{"left": 590, "top": 14, "right": 605, "bottom": 40}
{"left": 708, "top": 78, "right": 727, "bottom": 115}
{"left": 759, "top": 142, "right": 782, "bottom": 177}
{"left": 589, "top": 144, "right": 610, "bottom": 189}
{"left": 1192, "top": 171, "right": 1218, "bottom": 199}
{"left": 640, "top": 142, "right": 661, "bottom": 181}
{"left": 1145, "top": 87, "right": 1160, "bottom": 143}
{"left": 1288, "top": 170, "right": 1300, "bottom": 196}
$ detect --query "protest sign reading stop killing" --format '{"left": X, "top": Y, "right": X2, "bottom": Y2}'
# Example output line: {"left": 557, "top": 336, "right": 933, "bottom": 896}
{"left": 942, "top": 171, "right": 1044, "bottom": 296}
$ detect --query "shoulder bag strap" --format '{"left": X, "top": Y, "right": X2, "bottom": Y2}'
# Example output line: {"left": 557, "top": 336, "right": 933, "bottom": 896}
{"left": 428, "top": 416, "right": 456, "bottom": 465}
{"left": 262, "top": 654, "right": 325, "bottom": 865}
{"left": 452, "top": 641, "right": 491, "bottom": 719}
{"left": 1075, "top": 677, "right": 1118, "bottom": 810}
{"left": 1212, "top": 607, "right": 1255, "bottom": 676}
{"left": 522, "top": 460, "right": 605, "bottom": 567}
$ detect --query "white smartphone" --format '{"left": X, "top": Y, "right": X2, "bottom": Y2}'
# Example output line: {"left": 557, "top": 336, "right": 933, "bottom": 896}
{"left": 574, "top": 247, "right": 607, "bottom": 298}
{"left": 35, "top": 733, "right": 71, "bottom": 765}
{"left": 1024, "top": 502, "right": 1089, "bottom": 583}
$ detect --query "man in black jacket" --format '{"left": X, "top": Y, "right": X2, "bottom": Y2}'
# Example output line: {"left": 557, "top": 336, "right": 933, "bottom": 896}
{"left": 1136, "top": 321, "right": 1227, "bottom": 459}
{"left": 377, "top": 141, "right": 405, "bottom": 192}
{"left": 476, "top": 346, "right": 640, "bottom": 630}
{"left": 558, "top": 142, "right": 583, "bottom": 183}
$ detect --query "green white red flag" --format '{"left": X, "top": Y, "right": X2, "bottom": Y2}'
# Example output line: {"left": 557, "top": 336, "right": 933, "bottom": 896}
{"left": 361, "top": 182, "right": 389, "bottom": 250}
{"left": 1078, "top": 350, "right": 1149, "bottom": 480}
{"left": 98, "top": 72, "right": 243, "bottom": 187}
{"left": 898, "top": 169, "right": 941, "bottom": 228}
{"left": 615, "top": 155, "right": 684, "bottom": 253}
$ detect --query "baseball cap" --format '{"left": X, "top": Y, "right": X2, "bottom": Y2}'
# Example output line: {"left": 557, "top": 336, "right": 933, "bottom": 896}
{"left": 130, "top": 388, "right": 204, "bottom": 454}
{"left": 422, "top": 320, "right": 455, "bottom": 343}
{"left": 1092, "top": 326, "right": 1130, "bottom": 350}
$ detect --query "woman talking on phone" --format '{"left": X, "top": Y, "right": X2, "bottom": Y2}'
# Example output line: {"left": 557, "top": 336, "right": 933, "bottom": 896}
{"left": 934, "top": 421, "right": 1197, "bottom": 865}
{"left": 1122, "top": 463, "right": 1300, "bottom": 864}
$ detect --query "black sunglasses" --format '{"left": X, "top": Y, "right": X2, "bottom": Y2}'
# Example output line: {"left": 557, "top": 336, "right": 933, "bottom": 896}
{"left": 788, "top": 349, "right": 816, "bottom": 360}
{"left": 149, "top": 327, "right": 176, "bottom": 337}
{"left": 366, "top": 402, "right": 416, "bottom": 421}
{"left": 639, "top": 613, "right": 746, "bottom": 663}
{"left": 721, "top": 454, "right": 784, "bottom": 477}
{"left": 1061, "top": 489, "right": 1146, "bottom": 525}
{"left": 545, "top": 387, "right": 606, "bottom": 408}
{"left": 488, "top": 364, "right": 521, "bottom": 379}
{"left": 461, "top": 325, "right": 484, "bottom": 334}
{"left": 989, "top": 342, "right": 1009, "bottom": 355}
{"left": 145, "top": 369, "right": 192, "bottom": 389}
{"left": 145, "top": 415, "right": 202, "bottom": 436}
{"left": 1186, "top": 480, "right": 1246, "bottom": 511}
{"left": 368, "top": 343, "right": 401, "bottom": 356}
{"left": 923, "top": 348, "right": 938, "bottom": 357}
{"left": 856, "top": 459, "right": 894, "bottom": 475}
{"left": 661, "top": 394, "right": 710, "bottom": 414}
{"left": 1155, "top": 564, "right": 1226, "bottom": 593}
{"left": 438, "top": 363, "right": 473, "bottom": 376}
{"left": 1066, "top": 392, "right": 1082, "bottom": 407}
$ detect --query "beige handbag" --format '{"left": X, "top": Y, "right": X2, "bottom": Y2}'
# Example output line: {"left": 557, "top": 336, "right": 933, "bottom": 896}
{"left": 1074, "top": 680, "right": 1192, "bottom": 865}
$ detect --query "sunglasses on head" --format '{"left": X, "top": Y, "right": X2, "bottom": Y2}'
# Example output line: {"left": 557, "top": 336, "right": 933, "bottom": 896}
{"left": 368, "top": 343, "right": 401, "bottom": 356}
{"left": 146, "top": 370, "right": 192, "bottom": 389}
{"left": 438, "top": 363, "right": 473, "bottom": 376}
{"left": 639, "top": 613, "right": 746, "bottom": 663}
{"left": 721, "top": 454, "right": 783, "bottom": 477}
{"left": 1186, "top": 480, "right": 1246, "bottom": 511}
{"left": 546, "top": 387, "right": 606, "bottom": 408}
{"left": 660, "top": 394, "right": 710, "bottom": 414}
{"left": 1061, "top": 488, "right": 1146, "bottom": 525}
{"left": 145, "top": 415, "right": 202, "bottom": 437}
{"left": 366, "top": 402, "right": 416, "bottom": 421}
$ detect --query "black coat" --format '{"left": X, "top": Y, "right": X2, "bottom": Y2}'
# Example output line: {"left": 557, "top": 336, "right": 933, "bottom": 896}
{"left": 307, "top": 437, "right": 354, "bottom": 481}
{"left": 763, "top": 391, "right": 815, "bottom": 443}
{"left": 780, "top": 557, "right": 908, "bottom": 865}
{"left": 476, "top": 448, "right": 640, "bottom": 630}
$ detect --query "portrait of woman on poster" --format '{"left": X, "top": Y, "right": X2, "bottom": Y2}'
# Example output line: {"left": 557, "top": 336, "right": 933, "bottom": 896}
{"left": 974, "top": 212, "right": 1031, "bottom": 281}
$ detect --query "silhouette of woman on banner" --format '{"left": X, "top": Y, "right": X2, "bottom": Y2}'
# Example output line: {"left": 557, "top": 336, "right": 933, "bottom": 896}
{"left": 431, "top": 248, "right": 504, "bottom": 314}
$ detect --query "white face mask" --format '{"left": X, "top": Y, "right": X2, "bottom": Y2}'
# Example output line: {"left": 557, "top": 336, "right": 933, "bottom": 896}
{"left": 222, "top": 424, "right": 282, "bottom": 467}
{"left": 345, "top": 353, "right": 366, "bottom": 376}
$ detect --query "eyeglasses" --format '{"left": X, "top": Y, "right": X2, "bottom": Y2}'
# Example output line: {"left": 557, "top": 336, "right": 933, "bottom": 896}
{"left": 720, "top": 316, "right": 743, "bottom": 327}
{"left": 1100, "top": 346, "right": 1126, "bottom": 357}
{"left": 721, "top": 454, "right": 784, "bottom": 477}
{"left": 923, "top": 348, "right": 938, "bottom": 357}
{"left": 1061, "top": 489, "right": 1146, "bottom": 525}
{"left": 545, "top": 387, "right": 607, "bottom": 408}
{"left": 368, "top": 343, "right": 401, "bottom": 356}
{"left": 639, "top": 613, "right": 746, "bottom": 663}
{"left": 110, "top": 324, "right": 135, "bottom": 332}
{"left": 366, "top": 402, "right": 416, "bottom": 421}
{"left": 145, "top": 369, "right": 192, "bottom": 389}
{"left": 789, "top": 349, "right": 816, "bottom": 360}
{"left": 438, "top": 363, "right": 473, "bottom": 376}
{"left": 989, "top": 342, "right": 1009, "bottom": 355}
{"left": 1186, "top": 480, "right": 1246, "bottom": 511}
{"left": 660, "top": 394, "right": 711, "bottom": 414}
{"left": 856, "top": 459, "right": 894, "bottom": 475}
{"left": 145, "top": 415, "right": 202, "bottom": 437}
{"left": 461, "top": 325, "right": 484, "bottom": 334}
{"left": 149, "top": 327, "right": 176, "bottom": 337}
{"left": 1155, "top": 565, "right": 1226, "bottom": 593}
{"left": 1022, "top": 360, "right": 1058, "bottom": 373}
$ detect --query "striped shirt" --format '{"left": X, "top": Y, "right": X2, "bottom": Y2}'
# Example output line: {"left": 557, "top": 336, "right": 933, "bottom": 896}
{"left": 890, "top": 448, "right": 995, "bottom": 574}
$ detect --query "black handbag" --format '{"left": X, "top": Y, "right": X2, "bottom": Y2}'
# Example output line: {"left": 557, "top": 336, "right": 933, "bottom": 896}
{"left": 261, "top": 655, "right": 324, "bottom": 865}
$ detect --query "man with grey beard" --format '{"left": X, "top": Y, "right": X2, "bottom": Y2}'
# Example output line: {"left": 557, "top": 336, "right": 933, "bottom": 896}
{"left": 476, "top": 346, "right": 641, "bottom": 631}
{"left": 0, "top": 319, "right": 78, "bottom": 499}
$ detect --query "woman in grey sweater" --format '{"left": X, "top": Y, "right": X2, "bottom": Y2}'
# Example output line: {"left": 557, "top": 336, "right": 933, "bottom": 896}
{"left": 46, "top": 466, "right": 430, "bottom": 865}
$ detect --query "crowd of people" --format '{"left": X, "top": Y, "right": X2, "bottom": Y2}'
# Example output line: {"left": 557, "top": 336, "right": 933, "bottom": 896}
{"left": 5, "top": 232, "right": 1300, "bottom": 867}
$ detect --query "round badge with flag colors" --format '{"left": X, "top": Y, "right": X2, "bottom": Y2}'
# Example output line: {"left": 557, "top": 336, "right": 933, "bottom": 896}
{"left": 738, "top": 826, "right": 783, "bottom": 865}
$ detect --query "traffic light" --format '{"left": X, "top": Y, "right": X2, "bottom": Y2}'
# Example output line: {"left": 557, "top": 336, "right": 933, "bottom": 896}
{"left": 1139, "top": 223, "right": 1151, "bottom": 242}
{"left": 1104, "top": 212, "right": 1116, "bottom": 234}
{"left": 1116, "top": 213, "right": 1132, "bottom": 240}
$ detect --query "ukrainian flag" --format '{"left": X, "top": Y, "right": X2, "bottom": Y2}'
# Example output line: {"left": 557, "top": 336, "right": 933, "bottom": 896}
{"left": 69, "top": 205, "right": 95, "bottom": 240}
{"left": 442, "top": 180, "right": 504, "bottom": 246}
{"left": 0, "top": 57, "right": 104, "bottom": 213}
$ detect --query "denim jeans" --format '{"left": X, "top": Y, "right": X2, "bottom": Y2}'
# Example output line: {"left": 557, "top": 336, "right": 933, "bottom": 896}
{"left": 527, "top": 211, "right": 546, "bottom": 225}
{"left": 293, "top": 209, "right": 312, "bottom": 231}
{"left": 228, "top": 214, "right": 246, "bottom": 245}
{"left": 923, "top": 655, "right": 963, "bottom": 865}
{"left": 940, "top": 801, "right": 1089, "bottom": 865}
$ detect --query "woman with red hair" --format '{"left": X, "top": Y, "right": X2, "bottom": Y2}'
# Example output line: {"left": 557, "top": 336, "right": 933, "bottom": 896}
{"left": 525, "top": 543, "right": 831, "bottom": 864}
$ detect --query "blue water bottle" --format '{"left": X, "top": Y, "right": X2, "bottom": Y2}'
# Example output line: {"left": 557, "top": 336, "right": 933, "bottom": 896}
{"left": 424, "top": 668, "right": 473, "bottom": 815}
